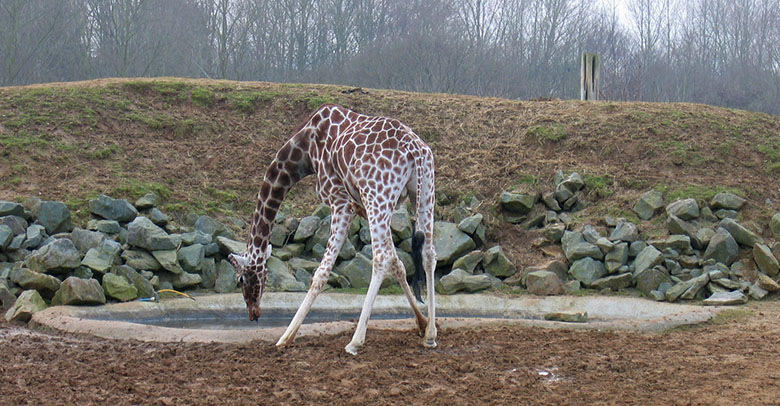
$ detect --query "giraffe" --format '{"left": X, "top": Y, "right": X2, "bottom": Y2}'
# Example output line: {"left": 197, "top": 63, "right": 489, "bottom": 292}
{"left": 228, "top": 104, "right": 438, "bottom": 355}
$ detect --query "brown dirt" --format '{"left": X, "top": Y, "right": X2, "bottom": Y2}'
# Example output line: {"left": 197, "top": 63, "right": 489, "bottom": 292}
{"left": 2, "top": 300, "right": 780, "bottom": 405}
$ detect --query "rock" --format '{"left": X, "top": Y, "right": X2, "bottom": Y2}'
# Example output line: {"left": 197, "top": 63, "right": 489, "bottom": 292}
{"left": 562, "top": 231, "right": 603, "bottom": 261}
{"left": 0, "top": 215, "right": 27, "bottom": 236}
{"left": 390, "top": 208, "right": 414, "bottom": 240}
{"left": 0, "top": 282, "right": 16, "bottom": 312}
{"left": 525, "top": 271, "right": 564, "bottom": 295}
{"left": 457, "top": 213, "right": 483, "bottom": 235}
{"left": 609, "top": 221, "right": 639, "bottom": 242}
{"left": 710, "top": 192, "right": 746, "bottom": 211}
{"left": 194, "top": 215, "right": 232, "bottom": 239}
{"left": 0, "top": 225, "right": 12, "bottom": 250}
{"left": 70, "top": 228, "right": 107, "bottom": 256}
{"left": 500, "top": 191, "right": 536, "bottom": 214}
{"left": 0, "top": 201, "right": 25, "bottom": 217}
{"left": 102, "top": 273, "right": 138, "bottom": 301}
{"left": 680, "top": 273, "right": 710, "bottom": 300}
{"left": 632, "top": 246, "right": 664, "bottom": 276}
{"left": 563, "top": 280, "right": 581, "bottom": 294}
{"left": 605, "top": 243, "right": 629, "bottom": 273}
{"left": 216, "top": 236, "right": 246, "bottom": 255}
{"left": 703, "top": 291, "right": 748, "bottom": 306}
{"left": 94, "top": 220, "right": 122, "bottom": 234}
{"left": 152, "top": 250, "right": 184, "bottom": 274}
{"left": 452, "top": 250, "right": 483, "bottom": 274}
{"left": 81, "top": 240, "right": 122, "bottom": 273}
{"left": 568, "top": 257, "right": 607, "bottom": 286}
{"left": 715, "top": 209, "right": 738, "bottom": 219}
{"left": 712, "top": 278, "right": 742, "bottom": 290}
{"left": 177, "top": 243, "right": 205, "bottom": 272}
{"left": 89, "top": 194, "right": 138, "bottom": 222}
{"left": 5, "top": 290, "right": 46, "bottom": 322}
{"left": 541, "top": 192, "right": 561, "bottom": 211}
{"left": 666, "top": 198, "right": 699, "bottom": 220}
{"left": 756, "top": 273, "right": 780, "bottom": 292}
{"left": 699, "top": 206, "right": 718, "bottom": 222}
{"left": 543, "top": 224, "right": 566, "bottom": 244}
{"left": 581, "top": 225, "right": 602, "bottom": 244}
{"left": 554, "top": 183, "right": 574, "bottom": 204}
{"left": 295, "top": 269, "right": 312, "bottom": 288}
{"left": 591, "top": 273, "right": 633, "bottom": 291}
{"left": 334, "top": 253, "right": 373, "bottom": 289}
{"left": 288, "top": 258, "right": 320, "bottom": 273}
{"left": 396, "top": 249, "right": 416, "bottom": 277}
{"left": 338, "top": 238, "right": 357, "bottom": 260}
{"left": 269, "top": 224, "right": 290, "bottom": 247}
{"left": 703, "top": 228, "right": 739, "bottom": 265}
{"left": 134, "top": 193, "right": 160, "bottom": 209}
{"left": 749, "top": 283, "right": 769, "bottom": 300}
{"left": 215, "top": 260, "right": 237, "bottom": 293}
{"left": 650, "top": 235, "right": 693, "bottom": 255}
{"left": 634, "top": 267, "right": 672, "bottom": 296}
{"left": 146, "top": 208, "right": 169, "bottom": 226}
{"left": 51, "top": 277, "right": 106, "bottom": 305}
{"left": 482, "top": 246, "right": 516, "bottom": 277}
{"left": 633, "top": 190, "right": 665, "bottom": 220}
{"left": 126, "top": 217, "right": 181, "bottom": 251}
{"left": 161, "top": 271, "right": 202, "bottom": 290}
{"left": 771, "top": 213, "right": 780, "bottom": 240}
{"left": 665, "top": 280, "right": 690, "bottom": 302}
{"left": 561, "top": 172, "right": 585, "bottom": 191}
{"left": 111, "top": 265, "right": 155, "bottom": 298}
{"left": 266, "top": 257, "right": 305, "bottom": 292}
{"left": 33, "top": 201, "right": 74, "bottom": 234}
{"left": 10, "top": 267, "right": 61, "bottom": 293}
{"left": 434, "top": 222, "right": 476, "bottom": 265}
{"left": 719, "top": 218, "right": 763, "bottom": 247}
{"left": 439, "top": 269, "right": 492, "bottom": 294}
{"left": 294, "top": 216, "right": 320, "bottom": 242}
{"left": 27, "top": 238, "right": 81, "bottom": 274}
{"left": 198, "top": 257, "right": 217, "bottom": 289}
{"left": 753, "top": 244, "right": 779, "bottom": 276}
{"left": 544, "top": 311, "right": 588, "bottom": 323}
{"left": 21, "top": 224, "right": 46, "bottom": 249}
{"left": 121, "top": 250, "right": 161, "bottom": 271}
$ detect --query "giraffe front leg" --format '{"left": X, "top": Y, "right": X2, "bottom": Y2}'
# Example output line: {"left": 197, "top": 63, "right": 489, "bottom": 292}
{"left": 345, "top": 269, "right": 385, "bottom": 355}
{"left": 422, "top": 246, "right": 438, "bottom": 349}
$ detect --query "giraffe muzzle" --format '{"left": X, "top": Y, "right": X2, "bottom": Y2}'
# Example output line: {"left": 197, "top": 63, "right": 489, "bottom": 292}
{"left": 248, "top": 304, "right": 262, "bottom": 321}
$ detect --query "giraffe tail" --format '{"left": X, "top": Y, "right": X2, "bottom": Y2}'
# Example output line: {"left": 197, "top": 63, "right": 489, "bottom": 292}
{"left": 411, "top": 230, "right": 426, "bottom": 304}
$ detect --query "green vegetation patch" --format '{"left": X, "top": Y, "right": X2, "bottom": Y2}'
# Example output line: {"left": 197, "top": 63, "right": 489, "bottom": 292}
{"left": 654, "top": 184, "right": 745, "bottom": 203}
{"left": 584, "top": 173, "right": 614, "bottom": 199}
{"left": 527, "top": 124, "right": 568, "bottom": 143}
{"left": 112, "top": 178, "right": 172, "bottom": 201}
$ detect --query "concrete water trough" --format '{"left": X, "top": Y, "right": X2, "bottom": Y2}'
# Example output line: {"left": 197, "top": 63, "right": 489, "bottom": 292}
{"left": 30, "top": 293, "right": 720, "bottom": 343}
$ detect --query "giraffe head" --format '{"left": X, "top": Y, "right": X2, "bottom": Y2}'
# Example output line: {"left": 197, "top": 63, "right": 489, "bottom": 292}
{"left": 229, "top": 244, "right": 272, "bottom": 321}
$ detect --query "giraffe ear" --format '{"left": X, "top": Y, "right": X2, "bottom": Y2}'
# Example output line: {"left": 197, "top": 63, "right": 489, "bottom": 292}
{"left": 229, "top": 253, "right": 249, "bottom": 269}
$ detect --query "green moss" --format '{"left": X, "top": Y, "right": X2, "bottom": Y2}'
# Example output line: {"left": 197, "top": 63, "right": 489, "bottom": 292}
{"left": 584, "top": 173, "right": 614, "bottom": 198}
{"left": 191, "top": 87, "right": 216, "bottom": 107}
{"left": 0, "top": 133, "right": 50, "bottom": 148}
{"left": 654, "top": 184, "right": 744, "bottom": 202}
{"left": 90, "top": 144, "right": 119, "bottom": 159}
{"left": 527, "top": 124, "right": 568, "bottom": 143}
{"left": 301, "top": 94, "right": 336, "bottom": 110}
{"left": 113, "top": 178, "right": 172, "bottom": 200}
{"left": 226, "top": 90, "right": 279, "bottom": 114}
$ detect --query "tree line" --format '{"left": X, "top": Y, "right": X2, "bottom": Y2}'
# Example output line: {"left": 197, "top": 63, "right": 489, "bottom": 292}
{"left": 1, "top": 0, "right": 778, "bottom": 114}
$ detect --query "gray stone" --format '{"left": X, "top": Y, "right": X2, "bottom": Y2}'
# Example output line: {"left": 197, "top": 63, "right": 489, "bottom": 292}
{"left": 10, "top": 267, "right": 61, "bottom": 293}
{"left": 194, "top": 215, "right": 232, "bottom": 239}
{"left": 0, "top": 281, "right": 16, "bottom": 312}
{"left": 633, "top": 190, "right": 665, "bottom": 220}
{"left": 146, "top": 208, "right": 169, "bottom": 226}
{"left": 634, "top": 267, "right": 672, "bottom": 296}
{"left": 396, "top": 249, "right": 416, "bottom": 277}
{"left": 581, "top": 225, "right": 602, "bottom": 244}
{"left": 266, "top": 257, "right": 306, "bottom": 292}
{"left": 562, "top": 172, "right": 585, "bottom": 191}
{"left": 699, "top": 206, "right": 718, "bottom": 222}
{"left": 216, "top": 236, "right": 246, "bottom": 255}
{"left": 695, "top": 228, "right": 715, "bottom": 250}
{"left": 126, "top": 216, "right": 181, "bottom": 251}
{"left": 609, "top": 221, "right": 639, "bottom": 242}
{"left": 70, "top": 228, "right": 107, "bottom": 256}
{"left": 632, "top": 246, "right": 664, "bottom": 276}
{"left": 712, "top": 278, "right": 742, "bottom": 290}
{"left": 80, "top": 239, "right": 122, "bottom": 273}
{"left": 650, "top": 235, "right": 693, "bottom": 255}
{"left": 102, "top": 273, "right": 138, "bottom": 301}
{"left": 391, "top": 208, "right": 414, "bottom": 240}
{"left": 21, "top": 224, "right": 46, "bottom": 249}
{"left": 439, "top": 269, "right": 493, "bottom": 294}
{"left": 177, "top": 244, "right": 205, "bottom": 272}
{"left": 665, "top": 281, "right": 690, "bottom": 302}
{"left": 94, "top": 220, "right": 122, "bottom": 234}
{"left": 543, "top": 223, "right": 566, "bottom": 243}
{"left": 525, "top": 271, "right": 564, "bottom": 296}
{"left": 204, "top": 242, "right": 219, "bottom": 256}
{"left": 482, "top": 246, "right": 516, "bottom": 277}
{"left": 121, "top": 250, "right": 161, "bottom": 271}
{"left": 719, "top": 218, "right": 763, "bottom": 247}
{"left": 554, "top": 183, "right": 574, "bottom": 204}
{"left": 568, "top": 257, "right": 607, "bottom": 286}
{"left": 666, "top": 198, "right": 699, "bottom": 220}
{"left": 500, "top": 191, "right": 536, "bottom": 214}
{"left": 749, "top": 283, "right": 769, "bottom": 300}
{"left": 703, "top": 290, "right": 748, "bottom": 306}
{"left": 335, "top": 253, "right": 373, "bottom": 289}
{"left": 51, "top": 277, "right": 106, "bottom": 305}
{"left": 563, "top": 280, "right": 581, "bottom": 294}
{"left": 0, "top": 215, "right": 27, "bottom": 236}
{"left": 33, "top": 201, "right": 74, "bottom": 234}
{"left": 710, "top": 192, "right": 746, "bottom": 211}
{"left": 703, "top": 228, "right": 739, "bottom": 265}
{"left": 161, "top": 271, "right": 202, "bottom": 290}
{"left": 152, "top": 250, "right": 184, "bottom": 274}
{"left": 541, "top": 192, "right": 561, "bottom": 211}
{"left": 338, "top": 238, "right": 357, "bottom": 261}
{"left": 0, "top": 225, "right": 12, "bottom": 250}
{"left": 562, "top": 231, "right": 603, "bottom": 261}
{"left": 434, "top": 222, "right": 476, "bottom": 265}
{"left": 0, "top": 201, "right": 24, "bottom": 217}
{"left": 111, "top": 265, "right": 155, "bottom": 298}
{"left": 295, "top": 269, "right": 313, "bottom": 288}
{"left": 591, "top": 273, "right": 633, "bottom": 291}
{"left": 629, "top": 241, "right": 648, "bottom": 258}
{"left": 452, "top": 251, "right": 483, "bottom": 274}
{"left": 770, "top": 213, "right": 780, "bottom": 240}
{"left": 215, "top": 260, "right": 237, "bottom": 293}
{"left": 311, "top": 204, "right": 332, "bottom": 218}
{"left": 753, "top": 244, "right": 779, "bottom": 276}
{"left": 269, "top": 224, "right": 290, "bottom": 247}
{"left": 27, "top": 238, "right": 81, "bottom": 274}
{"left": 715, "top": 209, "right": 738, "bottom": 219}
{"left": 756, "top": 273, "right": 780, "bottom": 292}
{"left": 680, "top": 273, "right": 710, "bottom": 300}
{"left": 89, "top": 194, "right": 138, "bottom": 222}
{"left": 5, "top": 290, "right": 46, "bottom": 322}
{"left": 605, "top": 243, "right": 629, "bottom": 273}
{"left": 293, "top": 216, "right": 320, "bottom": 241}
{"left": 134, "top": 193, "right": 159, "bottom": 210}
{"left": 288, "top": 258, "right": 320, "bottom": 273}
{"left": 457, "top": 213, "right": 483, "bottom": 235}
{"left": 544, "top": 311, "right": 588, "bottom": 323}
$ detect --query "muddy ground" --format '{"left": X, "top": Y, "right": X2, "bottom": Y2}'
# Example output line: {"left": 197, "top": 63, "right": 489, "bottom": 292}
{"left": 2, "top": 300, "right": 780, "bottom": 406}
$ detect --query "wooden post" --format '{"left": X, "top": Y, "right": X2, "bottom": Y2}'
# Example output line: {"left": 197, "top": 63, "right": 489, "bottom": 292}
{"left": 580, "top": 53, "right": 601, "bottom": 101}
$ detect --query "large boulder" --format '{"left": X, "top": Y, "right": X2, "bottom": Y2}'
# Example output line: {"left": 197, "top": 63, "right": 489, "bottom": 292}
{"left": 632, "top": 246, "right": 664, "bottom": 276}
{"left": 102, "top": 273, "right": 138, "bottom": 301}
{"left": 482, "top": 246, "right": 516, "bottom": 277}
{"left": 194, "top": 215, "right": 232, "bottom": 239}
{"left": 80, "top": 240, "right": 122, "bottom": 273}
{"left": 525, "top": 271, "right": 564, "bottom": 296}
{"left": 111, "top": 265, "right": 156, "bottom": 298}
{"left": 177, "top": 243, "right": 205, "bottom": 272}
{"left": 21, "top": 224, "right": 46, "bottom": 250}
{"left": 334, "top": 253, "right": 373, "bottom": 289}
{"left": 0, "top": 225, "right": 12, "bottom": 250}
{"left": 703, "top": 228, "right": 739, "bottom": 265}
{"left": 266, "top": 257, "right": 306, "bottom": 292}
{"left": 27, "top": 238, "right": 81, "bottom": 274}
{"left": 121, "top": 250, "right": 161, "bottom": 271}
{"left": 634, "top": 267, "right": 671, "bottom": 296}
{"left": 605, "top": 242, "right": 629, "bottom": 273}
{"left": 10, "top": 267, "right": 62, "bottom": 293}
{"left": 609, "top": 221, "right": 639, "bottom": 242}
{"left": 710, "top": 192, "right": 746, "bottom": 211}
{"left": 771, "top": 213, "right": 780, "bottom": 240}
{"left": 5, "top": 290, "right": 47, "bottom": 322}
{"left": 562, "top": 231, "right": 603, "bottom": 261}
{"left": 51, "top": 277, "right": 106, "bottom": 305}
{"left": 33, "top": 201, "right": 74, "bottom": 234}
{"left": 591, "top": 273, "right": 633, "bottom": 291}
{"left": 215, "top": 260, "right": 237, "bottom": 293}
{"left": 753, "top": 243, "right": 779, "bottom": 276}
{"left": 390, "top": 208, "right": 413, "bottom": 240}
{"left": 452, "top": 250, "right": 483, "bottom": 274}
{"left": 719, "top": 218, "right": 763, "bottom": 247}
{"left": 500, "top": 192, "right": 536, "bottom": 215}
{"left": 152, "top": 250, "right": 184, "bottom": 274}
{"left": 433, "top": 222, "right": 476, "bottom": 265}
{"left": 703, "top": 290, "right": 748, "bottom": 306}
{"left": 70, "top": 228, "right": 107, "bottom": 256}
{"left": 568, "top": 257, "right": 607, "bottom": 286}
{"left": 134, "top": 193, "right": 160, "bottom": 210}
{"left": 633, "top": 190, "right": 664, "bottom": 220}
{"left": 126, "top": 216, "right": 181, "bottom": 251}
{"left": 89, "top": 194, "right": 138, "bottom": 223}
{"left": 665, "top": 198, "right": 699, "bottom": 220}
{"left": 439, "top": 269, "right": 492, "bottom": 294}
{"left": 0, "top": 201, "right": 25, "bottom": 217}
{"left": 216, "top": 236, "right": 247, "bottom": 255}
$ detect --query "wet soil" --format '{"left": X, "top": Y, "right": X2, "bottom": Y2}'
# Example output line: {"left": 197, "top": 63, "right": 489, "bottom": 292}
{"left": 2, "top": 300, "right": 780, "bottom": 405}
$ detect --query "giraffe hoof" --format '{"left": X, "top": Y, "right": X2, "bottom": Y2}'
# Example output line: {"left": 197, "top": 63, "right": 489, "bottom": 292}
{"left": 423, "top": 338, "right": 437, "bottom": 349}
{"left": 345, "top": 343, "right": 360, "bottom": 355}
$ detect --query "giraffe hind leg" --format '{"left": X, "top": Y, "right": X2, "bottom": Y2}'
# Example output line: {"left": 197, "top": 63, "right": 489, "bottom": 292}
{"left": 390, "top": 253, "right": 427, "bottom": 335}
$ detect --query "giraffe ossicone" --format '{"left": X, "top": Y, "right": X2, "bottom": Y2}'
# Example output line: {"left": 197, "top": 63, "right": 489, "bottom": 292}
{"left": 229, "top": 103, "right": 438, "bottom": 354}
